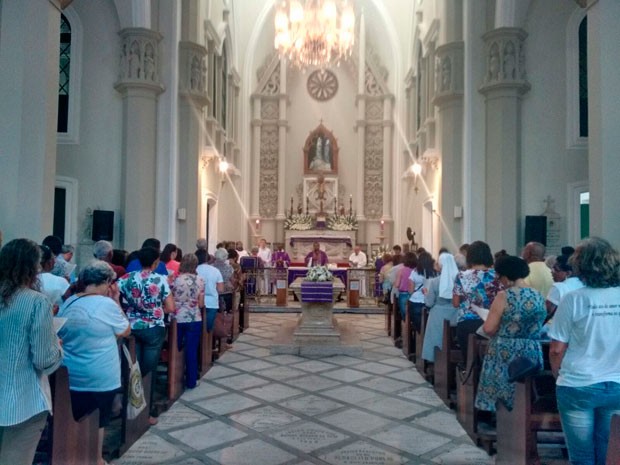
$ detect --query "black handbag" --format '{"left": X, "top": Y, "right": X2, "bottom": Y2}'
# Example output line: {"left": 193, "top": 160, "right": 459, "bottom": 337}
{"left": 507, "top": 356, "right": 542, "bottom": 383}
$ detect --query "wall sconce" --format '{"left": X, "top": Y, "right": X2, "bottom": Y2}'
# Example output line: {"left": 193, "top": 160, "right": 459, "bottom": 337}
{"left": 411, "top": 161, "right": 422, "bottom": 194}
{"left": 219, "top": 157, "right": 229, "bottom": 174}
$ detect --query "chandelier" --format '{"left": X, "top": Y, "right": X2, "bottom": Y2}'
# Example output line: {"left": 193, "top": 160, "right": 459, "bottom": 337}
{"left": 274, "top": 0, "right": 355, "bottom": 69}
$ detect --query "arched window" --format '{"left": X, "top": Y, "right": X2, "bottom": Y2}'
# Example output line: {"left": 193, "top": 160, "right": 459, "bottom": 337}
{"left": 57, "top": 8, "right": 82, "bottom": 144}
{"left": 566, "top": 9, "right": 587, "bottom": 148}
{"left": 58, "top": 14, "right": 71, "bottom": 133}
{"left": 221, "top": 45, "right": 228, "bottom": 130}
{"left": 578, "top": 16, "right": 588, "bottom": 138}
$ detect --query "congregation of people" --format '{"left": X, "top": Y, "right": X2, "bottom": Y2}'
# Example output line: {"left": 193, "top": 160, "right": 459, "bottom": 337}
{"left": 1, "top": 228, "right": 619, "bottom": 465}
{"left": 378, "top": 238, "right": 620, "bottom": 465}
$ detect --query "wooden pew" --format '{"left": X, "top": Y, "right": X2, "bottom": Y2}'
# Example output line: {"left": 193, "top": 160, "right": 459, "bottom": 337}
{"left": 384, "top": 299, "right": 392, "bottom": 336}
{"left": 415, "top": 308, "right": 429, "bottom": 375}
{"left": 49, "top": 366, "right": 100, "bottom": 465}
{"left": 456, "top": 334, "right": 491, "bottom": 449}
{"left": 495, "top": 373, "right": 563, "bottom": 465}
{"left": 607, "top": 414, "right": 620, "bottom": 465}
{"left": 198, "top": 308, "right": 213, "bottom": 376}
{"left": 402, "top": 302, "right": 415, "bottom": 361}
{"left": 119, "top": 337, "right": 152, "bottom": 456}
{"left": 165, "top": 319, "right": 185, "bottom": 405}
{"left": 433, "top": 319, "right": 463, "bottom": 407}
{"left": 391, "top": 299, "right": 402, "bottom": 348}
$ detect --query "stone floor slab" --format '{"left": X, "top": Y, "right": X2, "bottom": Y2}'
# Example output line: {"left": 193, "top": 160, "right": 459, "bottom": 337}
{"left": 206, "top": 438, "right": 296, "bottom": 465}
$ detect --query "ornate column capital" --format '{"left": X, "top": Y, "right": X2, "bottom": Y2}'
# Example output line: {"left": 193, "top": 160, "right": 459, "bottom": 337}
{"left": 479, "top": 28, "right": 530, "bottom": 96}
{"left": 115, "top": 28, "right": 164, "bottom": 95}
{"left": 433, "top": 41, "right": 464, "bottom": 106}
{"left": 178, "top": 41, "right": 209, "bottom": 107}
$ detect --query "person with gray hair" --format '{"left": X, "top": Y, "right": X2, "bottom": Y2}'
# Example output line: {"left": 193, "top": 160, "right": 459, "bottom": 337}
{"left": 522, "top": 241, "right": 554, "bottom": 297}
{"left": 93, "top": 240, "right": 126, "bottom": 279}
{"left": 57, "top": 260, "right": 130, "bottom": 465}
{"left": 196, "top": 237, "right": 208, "bottom": 251}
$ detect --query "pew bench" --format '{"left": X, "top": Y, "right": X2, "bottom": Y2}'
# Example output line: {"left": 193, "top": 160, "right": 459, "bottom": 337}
{"left": 495, "top": 373, "right": 563, "bottom": 465}
{"left": 391, "top": 299, "right": 402, "bottom": 348}
{"left": 433, "top": 319, "right": 463, "bottom": 407}
{"left": 402, "top": 302, "right": 415, "bottom": 361}
{"left": 45, "top": 366, "right": 101, "bottom": 465}
{"left": 415, "top": 308, "right": 429, "bottom": 376}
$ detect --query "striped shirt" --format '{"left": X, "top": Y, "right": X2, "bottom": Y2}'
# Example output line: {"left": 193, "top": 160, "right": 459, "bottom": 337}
{"left": 0, "top": 288, "right": 63, "bottom": 426}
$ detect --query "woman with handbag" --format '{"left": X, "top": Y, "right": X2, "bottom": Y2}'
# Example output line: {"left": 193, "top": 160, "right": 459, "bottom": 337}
{"left": 0, "top": 239, "right": 63, "bottom": 465}
{"left": 118, "top": 246, "right": 174, "bottom": 425}
{"left": 475, "top": 255, "right": 546, "bottom": 412}
{"left": 57, "top": 261, "right": 130, "bottom": 465}
{"left": 549, "top": 237, "right": 620, "bottom": 465}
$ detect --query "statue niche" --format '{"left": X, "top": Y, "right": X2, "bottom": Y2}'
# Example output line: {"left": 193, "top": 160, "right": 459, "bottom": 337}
{"left": 303, "top": 123, "right": 339, "bottom": 175}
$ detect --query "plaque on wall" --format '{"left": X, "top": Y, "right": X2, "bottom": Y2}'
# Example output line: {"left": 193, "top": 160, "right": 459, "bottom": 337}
{"left": 303, "top": 123, "right": 339, "bottom": 175}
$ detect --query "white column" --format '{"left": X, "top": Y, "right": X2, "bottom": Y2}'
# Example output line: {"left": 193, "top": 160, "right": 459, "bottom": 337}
{"left": 356, "top": 12, "right": 367, "bottom": 222}
{"left": 382, "top": 96, "right": 393, "bottom": 223}
{"left": 276, "top": 60, "right": 287, "bottom": 223}
{"left": 0, "top": 0, "right": 60, "bottom": 240}
{"left": 250, "top": 97, "right": 262, "bottom": 219}
{"left": 587, "top": 0, "right": 620, "bottom": 241}
{"left": 114, "top": 28, "right": 164, "bottom": 249}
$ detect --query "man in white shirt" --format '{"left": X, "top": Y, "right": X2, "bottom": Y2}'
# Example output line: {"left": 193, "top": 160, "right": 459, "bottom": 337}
{"left": 349, "top": 245, "right": 368, "bottom": 296}
{"left": 257, "top": 238, "right": 272, "bottom": 294}
{"left": 349, "top": 246, "right": 367, "bottom": 268}
{"left": 235, "top": 241, "right": 249, "bottom": 258}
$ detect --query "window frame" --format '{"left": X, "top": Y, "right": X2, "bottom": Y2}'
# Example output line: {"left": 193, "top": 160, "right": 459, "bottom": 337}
{"left": 57, "top": 7, "right": 82, "bottom": 145}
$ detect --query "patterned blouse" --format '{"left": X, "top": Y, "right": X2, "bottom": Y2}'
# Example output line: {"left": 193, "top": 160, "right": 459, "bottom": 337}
{"left": 171, "top": 274, "right": 204, "bottom": 323}
{"left": 453, "top": 268, "right": 502, "bottom": 322}
{"left": 118, "top": 270, "right": 171, "bottom": 329}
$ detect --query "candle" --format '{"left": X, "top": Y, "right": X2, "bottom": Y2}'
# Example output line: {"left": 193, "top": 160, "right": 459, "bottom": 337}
{"left": 306, "top": 195, "right": 309, "bottom": 214}
{"left": 380, "top": 220, "right": 385, "bottom": 232}
{"left": 255, "top": 218, "right": 260, "bottom": 231}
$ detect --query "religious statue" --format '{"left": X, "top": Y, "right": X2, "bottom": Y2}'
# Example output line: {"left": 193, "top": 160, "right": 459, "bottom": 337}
{"left": 143, "top": 44, "right": 156, "bottom": 81}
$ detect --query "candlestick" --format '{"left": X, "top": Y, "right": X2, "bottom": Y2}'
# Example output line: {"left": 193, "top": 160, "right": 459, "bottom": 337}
{"left": 349, "top": 195, "right": 353, "bottom": 216}
{"left": 306, "top": 195, "right": 309, "bottom": 214}
{"left": 380, "top": 219, "right": 385, "bottom": 232}
{"left": 255, "top": 218, "right": 260, "bottom": 232}
{"left": 334, "top": 198, "right": 337, "bottom": 215}
{"left": 290, "top": 196, "right": 294, "bottom": 217}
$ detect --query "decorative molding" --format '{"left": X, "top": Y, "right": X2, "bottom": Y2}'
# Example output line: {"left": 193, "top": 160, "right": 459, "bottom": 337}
{"left": 178, "top": 41, "right": 208, "bottom": 106}
{"left": 261, "top": 101, "right": 279, "bottom": 120}
{"left": 366, "top": 100, "right": 383, "bottom": 121}
{"left": 307, "top": 69, "right": 338, "bottom": 101}
{"left": 480, "top": 28, "right": 530, "bottom": 95}
{"left": 433, "top": 41, "right": 464, "bottom": 106}
{"left": 115, "top": 28, "right": 164, "bottom": 94}
{"left": 257, "top": 61, "right": 281, "bottom": 96}
{"left": 364, "top": 124, "right": 383, "bottom": 219}
{"left": 259, "top": 125, "right": 279, "bottom": 217}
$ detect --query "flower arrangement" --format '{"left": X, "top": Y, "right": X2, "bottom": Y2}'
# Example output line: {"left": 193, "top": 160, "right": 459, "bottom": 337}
{"left": 326, "top": 214, "right": 358, "bottom": 231}
{"left": 304, "top": 265, "right": 334, "bottom": 282}
{"left": 284, "top": 213, "right": 313, "bottom": 230}
{"left": 371, "top": 244, "right": 390, "bottom": 267}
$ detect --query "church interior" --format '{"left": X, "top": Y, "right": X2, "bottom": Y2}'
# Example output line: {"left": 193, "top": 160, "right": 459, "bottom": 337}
{"left": 1, "top": 0, "right": 620, "bottom": 464}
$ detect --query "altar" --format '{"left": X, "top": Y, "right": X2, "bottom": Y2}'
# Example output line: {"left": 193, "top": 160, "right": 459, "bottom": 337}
{"left": 287, "top": 266, "right": 348, "bottom": 286}
{"left": 285, "top": 230, "right": 355, "bottom": 264}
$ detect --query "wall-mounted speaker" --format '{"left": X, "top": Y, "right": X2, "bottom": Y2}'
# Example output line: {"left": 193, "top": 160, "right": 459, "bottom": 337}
{"left": 524, "top": 215, "right": 547, "bottom": 246}
{"left": 92, "top": 210, "right": 114, "bottom": 241}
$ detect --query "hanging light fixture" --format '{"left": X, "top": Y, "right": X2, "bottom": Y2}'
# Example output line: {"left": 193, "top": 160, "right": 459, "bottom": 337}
{"left": 274, "top": 0, "right": 355, "bottom": 69}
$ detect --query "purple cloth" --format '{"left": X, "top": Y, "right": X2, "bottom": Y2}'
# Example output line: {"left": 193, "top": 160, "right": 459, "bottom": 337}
{"left": 304, "top": 251, "right": 328, "bottom": 267}
{"left": 301, "top": 282, "right": 333, "bottom": 302}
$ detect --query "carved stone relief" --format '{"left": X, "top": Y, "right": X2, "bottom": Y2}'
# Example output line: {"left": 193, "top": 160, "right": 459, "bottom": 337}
{"left": 179, "top": 42, "right": 208, "bottom": 101}
{"left": 259, "top": 124, "right": 279, "bottom": 217}
{"left": 482, "top": 29, "right": 528, "bottom": 86}
{"left": 118, "top": 29, "right": 162, "bottom": 85}
{"left": 433, "top": 41, "right": 463, "bottom": 103}
{"left": 366, "top": 100, "right": 383, "bottom": 121}
{"left": 364, "top": 125, "right": 383, "bottom": 218}
{"left": 365, "top": 65, "right": 383, "bottom": 96}
{"left": 261, "top": 101, "right": 279, "bottom": 120}
{"left": 261, "top": 62, "right": 281, "bottom": 95}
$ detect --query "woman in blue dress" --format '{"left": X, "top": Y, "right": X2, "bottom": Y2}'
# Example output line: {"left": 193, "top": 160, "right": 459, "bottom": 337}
{"left": 475, "top": 255, "right": 547, "bottom": 412}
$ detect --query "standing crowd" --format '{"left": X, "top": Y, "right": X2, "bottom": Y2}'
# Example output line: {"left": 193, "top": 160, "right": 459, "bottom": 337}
{"left": 378, "top": 238, "right": 620, "bottom": 465}
{"left": 0, "top": 231, "right": 619, "bottom": 465}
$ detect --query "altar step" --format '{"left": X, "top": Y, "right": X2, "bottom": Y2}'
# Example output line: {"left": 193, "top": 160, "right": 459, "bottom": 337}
{"left": 248, "top": 298, "right": 383, "bottom": 314}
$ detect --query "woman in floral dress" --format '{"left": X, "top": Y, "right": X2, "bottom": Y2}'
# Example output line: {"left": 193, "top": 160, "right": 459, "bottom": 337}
{"left": 117, "top": 246, "right": 174, "bottom": 423}
{"left": 475, "top": 255, "right": 547, "bottom": 412}
{"left": 171, "top": 253, "right": 204, "bottom": 389}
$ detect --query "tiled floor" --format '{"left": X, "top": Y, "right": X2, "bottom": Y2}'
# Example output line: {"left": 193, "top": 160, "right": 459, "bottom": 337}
{"left": 114, "top": 313, "right": 497, "bottom": 465}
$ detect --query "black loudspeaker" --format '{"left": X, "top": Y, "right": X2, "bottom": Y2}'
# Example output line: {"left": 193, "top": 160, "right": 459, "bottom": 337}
{"left": 524, "top": 216, "right": 547, "bottom": 246}
{"left": 92, "top": 210, "right": 114, "bottom": 241}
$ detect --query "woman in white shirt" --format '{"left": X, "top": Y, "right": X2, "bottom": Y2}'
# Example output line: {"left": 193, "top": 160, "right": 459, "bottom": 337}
{"left": 549, "top": 237, "right": 620, "bottom": 464}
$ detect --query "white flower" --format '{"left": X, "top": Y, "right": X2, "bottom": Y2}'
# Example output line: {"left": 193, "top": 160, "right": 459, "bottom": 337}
{"left": 305, "top": 265, "right": 334, "bottom": 282}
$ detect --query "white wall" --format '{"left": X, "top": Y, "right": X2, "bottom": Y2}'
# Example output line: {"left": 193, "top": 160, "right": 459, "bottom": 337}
{"left": 520, "top": 1, "right": 588, "bottom": 248}
{"left": 56, "top": 0, "right": 123, "bottom": 252}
